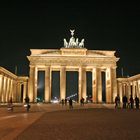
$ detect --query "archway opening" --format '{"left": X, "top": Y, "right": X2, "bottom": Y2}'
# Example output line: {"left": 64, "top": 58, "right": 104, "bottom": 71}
{"left": 51, "top": 71, "right": 60, "bottom": 101}
{"left": 86, "top": 72, "right": 92, "bottom": 102}
{"left": 66, "top": 71, "right": 78, "bottom": 102}
{"left": 37, "top": 71, "right": 45, "bottom": 102}
{"left": 102, "top": 72, "right": 106, "bottom": 102}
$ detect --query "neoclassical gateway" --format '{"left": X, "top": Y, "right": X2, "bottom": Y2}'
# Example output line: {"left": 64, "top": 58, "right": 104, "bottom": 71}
{"left": 0, "top": 30, "right": 140, "bottom": 103}
{"left": 27, "top": 30, "right": 119, "bottom": 103}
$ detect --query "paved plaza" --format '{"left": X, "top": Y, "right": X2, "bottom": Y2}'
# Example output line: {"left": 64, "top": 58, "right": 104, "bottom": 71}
{"left": 0, "top": 103, "right": 140, "bottom": 140}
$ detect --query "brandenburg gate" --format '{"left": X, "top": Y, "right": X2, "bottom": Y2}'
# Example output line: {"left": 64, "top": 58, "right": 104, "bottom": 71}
{"left": 27, "top": 30, "right": 119, "bottom": 103}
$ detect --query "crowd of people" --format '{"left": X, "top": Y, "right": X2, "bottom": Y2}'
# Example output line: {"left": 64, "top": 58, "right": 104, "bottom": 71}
{"left": 7, "top": 94, "right": 139, "bottom": 112}
{"left": 61, "top": 97, "right": 86, "bottom": 109}
{"left": 115, "top": 94, "right": 139, "bottom": 109}
{"left": 61, "top": 98, "right": 74, "bottom": 109}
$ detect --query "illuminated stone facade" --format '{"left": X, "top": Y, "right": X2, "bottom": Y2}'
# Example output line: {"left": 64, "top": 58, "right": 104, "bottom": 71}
{"left": 27, "top": 31, "right": 119, "bottom": 103}
{"left": 117, "top": 75, "right": 140, "bottom": 102}
{"left": 27, "top": 48, "right": 119, "bottom": 103}
{"left": 0, "top": 67, "right": 28, "bottom": 103}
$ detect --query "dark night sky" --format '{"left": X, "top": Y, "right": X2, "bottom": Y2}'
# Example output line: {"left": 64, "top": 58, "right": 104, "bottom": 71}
{"left": 0, "top": 1, "right": 140, "bottom": 77}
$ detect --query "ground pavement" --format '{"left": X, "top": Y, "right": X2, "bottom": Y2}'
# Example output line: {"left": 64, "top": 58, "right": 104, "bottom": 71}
{"left": 0, "top": 103, "right": 140, "bottom": 140}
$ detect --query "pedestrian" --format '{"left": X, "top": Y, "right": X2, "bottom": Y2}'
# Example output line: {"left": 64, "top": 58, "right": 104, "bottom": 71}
{"left": 24, "top": 96, "right": 30, "bottom": 112}
{"left": 122, "top": 95, "right": 128, "bottom": 109}
{"left": 80, "top": 97, "right": 85, "bottom": 106}
{"left": 115, "top": 94, "right": 120, "bottom": 108}
{"left": 129, "top": 95, "right": 134, "bottom": 109}
{"left": 135, "top": 96, "right": 139, "bottom": 109}
{"left": 69, "top": 98, "right": 73, "bottom": 109}
{"left": 65, "top": 98, "right": 67, "bottom": 106}
{"left": 7, "top": 97, "right": 13, "bottom": 111}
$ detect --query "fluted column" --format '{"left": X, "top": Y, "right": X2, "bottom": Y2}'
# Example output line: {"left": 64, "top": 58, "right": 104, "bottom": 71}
{"left": 122, "top": 84, "right": 125, "bottom": 97}
{"left": 79, "top": 67, "right": 82, "bottom": 102}
{"left": 105, "top": 67, "right": 118, "bottom": 103}
{"left": 45, "top": 66, "right": 51, "bottom": 102}
{"left": 60, "top": 66, "right": 66, "bottom": 100}
{"left": 127, "top": 83, "right": 131, "bottom": 99}
{"left": 12, "top": 79, "right": 18, "bottom": 102}
{"left": 112, "top": 68, "right": 117, "bottom": 102}
{"left": 97, "top": 68, "right": 102, "bottom": 103}
{"left": 23, "top": 82, "right": 27, "bottom": 102}
{"left": 138, "top": 80, "right": 140, "bottom": 98}
{"left": 34, "top": 67, "right": 38, "bottom": 102}
{"left": 118, "top": 82, "right": 123, "bottom": 102}
{"left": 132, "top": 82, "right": 135, "bottom": 98}
{"left": 9, "top": 79, "right": 13, "bottom": 100}
{"left": 92, "top": 68, "right": 102, "bottom": 103}
{"left": 82, "top": 68, "right": 87, "bottom": 101}
{"left": 136, "top": 81, "right": 139, "bottom": 97}
{"left": 50, "top": 69, "right": 52, "bottom": 101}
{"left": 16, "top": 83, "right": 21, "bottom": 102}
{"left": 0, "top": 74, "right": 4, "bottom": 102}
{"left": 106, "top": 68, "right": 112, "bottom": 103}
{"left": 5, "top": 78, "right": 10, "bottom": 102}
{"left": 28, "top": 65, "right": 35, "bottom": 102}
{"left": 92, "top": 68, "right": 97, "bottom": 103}
{"left": 2, "top": 77, "right": 7, "bottom": 102}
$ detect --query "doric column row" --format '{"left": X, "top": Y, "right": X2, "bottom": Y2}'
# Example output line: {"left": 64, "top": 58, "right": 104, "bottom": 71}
{"left": 117, "top": 80, "right": 140, "bottom": 102}
{"left": 0, "top": 73, "right": 28, "bottom": 103}
{"left": 28, "top": 66, "right": 117, "bottom": 104}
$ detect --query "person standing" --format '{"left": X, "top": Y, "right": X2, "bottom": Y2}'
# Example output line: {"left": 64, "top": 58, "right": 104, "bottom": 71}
{"left": 115, "top": 94, "right": 120, "bottom": 108}
{"left": 135, "top": 96, "right": 139, "bottom": 109}
{"left": 65, "top": 98, "right": 67, "bottom": 106}
{"left": 7, "top": 97, "right": 13, "bottom": 111}
{"left": 69, "top": 98, "right": 73, "bottom": 109}
{"left": 24, "top": 96, "right": 30, "bottom": 112}
{"left": 122, "top": 95, "right": 128, "bottom": 109}
{"left": 129, "top": 95, "right": 134, "bottom": 109}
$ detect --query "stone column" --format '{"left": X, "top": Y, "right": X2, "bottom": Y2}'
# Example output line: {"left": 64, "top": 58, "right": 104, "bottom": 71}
{"left": 106, "top": 67, "right": 117, "bottom": 103}
{"left": 5, "top": 78, "right": 10, "bottom": 102}
{"left": 60, "top": 66, "right": 66, "bottom": 100}
{"left": 111, "top": 68, "right": 116, "bottom": 102}
{"left": 118, "top": 82, "right": 123, "bottom": 102}
{"left": 127, "top": 83, "right": 131, "bottom": 99}
{"left": 34, "top": 67, "right": 38, "bottom": 102}
{"left": 92, "top": 68, "right": 102, "bottom": 103}
{"left": 138, "top": 80, "right": 140, "bottom": 98}
{"left": 16, "top": 83, "right": 21, "bottom": 102}
{"left": 2, "top": 77, "right": 7, "bottom": 102}
{"left": 97, "top": 68, "right": 102, "bottom": 103}
{"left": 28, "top": 65, "right": 35, "bottom": 102}
{"left": 92, "top": 68, "right": 97, "bottom": 103}
{"left": 136, "top": 81, "right": 139, "bottom": 97}
{"left": 9, "top": 79, "right": 13, "bottom": 100}
{"left": 50, "top": 68, "right": 52, "bottom": 101}
{"left": 0, "top": 74, "right": 3, "bottom": 102}
{"left": 82, "top": 68, "right": 87, "bottom": 101}
{"left": 78, "top": 67, "right": 82, "bottom": 102}
{"left": 11, "top": 80, "right": 15, "bottom": 102}
{"left": 23, "top": 82, "right": 27, "bottom": 102}
{"left": 106, "top": 68, "right": 112, "bottom": 103}
{"left": 122, "top": 84, "right": 125, "bottom": 97}
{"left": 45, "top": 66, "right": 51, "bottom": 102}
{"left": 132, "top": 82, "right": 135, "bottom": 98}
{"left": 8, "top": 79, "right": 12, "bottom": 102}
